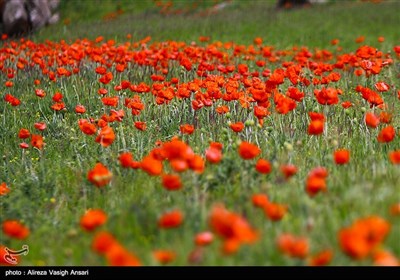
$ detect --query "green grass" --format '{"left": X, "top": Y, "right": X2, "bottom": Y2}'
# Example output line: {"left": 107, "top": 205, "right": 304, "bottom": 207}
{"left": 35, "top": 0, "right": 400, "bottom": 49}
{"left": 1, "top": 0, "right": 399, "bottom": 266}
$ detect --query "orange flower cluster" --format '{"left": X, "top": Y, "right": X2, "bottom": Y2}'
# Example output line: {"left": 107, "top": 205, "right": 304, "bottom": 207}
{"left": 92, "top": 231, "right": 141, "bottom": 266}
{"left": 252, "top": 194, "right": 288, "bottom": 221}
{"left": 277, "top": 233, "right": 309, "bottom": 259}
{"left": 87, "top": 163, "right": 113, "bottom": 188}
{"left": 305, "top": 167, "right": 328, "bottom": 197}
{"left": 0, "top": 182, "right": 10, "bottom": 196}
{"left": 2, "top": 220, "right": 30, "bottom": 240}
{"left": 338, "top": 216, "right": 390, "bottom": 260}
{"left": 307, "top": 112, "right": 325, "bottom": 135}
{"left": 80, "top": 209, "right": 108, "bottom": 232}
{"left": 209, "top": 204, "right": 259, "bottom": 254}
{"left": 334, "top": 149, "right": 350, "bottom": 165}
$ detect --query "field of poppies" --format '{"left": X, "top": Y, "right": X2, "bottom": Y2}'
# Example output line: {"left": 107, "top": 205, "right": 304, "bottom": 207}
{"left": 1, "top": 0, "right": 399, "bottom": 266}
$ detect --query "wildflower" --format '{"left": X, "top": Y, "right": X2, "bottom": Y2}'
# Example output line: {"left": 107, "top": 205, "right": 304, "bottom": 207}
{"left": 372, "top": 250, "right": 399, "bottom": 266}
{"left": 34, "top": 122, "right": 47, "bottom": 131}
{"left": 206, "top": 144, "right": 222, "bottom": 164}
{"left": 80, "top": 209, "right": 107, "bottom": 232}
{"left": 377, "top": 126, "right": 395, "bottom": 143}
{"left": 92, "top": 231, "right": 116, "bottom": 254}
{"left": 153, "top": 250, "right": 176, "bottom": 264}
{"left": 180, "top": 124, "right": 195, "bottom": 135}
{"left": 238, "top": 142, "right": 261, "bottom": 160}
{"left": 389, "top": 151, "right": 400, "bottom": 164}
{"left": 141, "top": 155, "right": 163, "bottom": 176}
{"left": 119, "top": 152, "right": 133, "bottom": 168}
{"left": 194, "top": 232, "right": 214, "bottom": 246}
{"left": 161, "top": 174, "right": 182, "bottom": 191}
{"left": 334, "top": 149, "right": 350, "bottom": 165}
{"left": 2, "top": 220, "right": 30, "bottom": 240}
{"left": 277, "top": 233, "right": 309, "bottom": 259}
{"left": 251, "top": 194, "right": 269, "bottom": 208}
{"left": 306, "top": 167, "right": 328, "bottom": 197}
{"left": 95, "top": 126, "right": 115, "bottom": 147}
{"left": 0, "top": 182, "right": 10, "bottom": 196}
{"left": 308, "top": 250, "right": 333, "bottom": 266}
{"left": 31, "top": 134, "right": 44, "bottom": 150}
{"left": 338, "top": 216, "right": 390, "bottom": 259}
{"left": 229, "top": 122, "right": 245, "bottom": 133}
{"left": 308, "top": 112, "right": 325, "bottom": 135}
{"left": 365, "top": 112, "right": 380, "bottom": 128}
{"left": 264, "top": 202, "right": 288, "bottom": 221}
{"left": 255, "top": 159, "right": 272, "bottom": 174}
{"left": 375, "top": 81, "right": 390, "bottom": 92}
{"left": 158, "top": 210, "right": 183, "bottom": 229}
{"left": 134, "top": 121, "right": 146, "bottom": 131}
{"left": 209, "top": 204, "right": 258, "bottom": 254}
{"left": 87, "top": 163, "right": 112, "bottom": 187}
{"left": 75, "top": 105, "right": 86, "bottom": 114}
{"left": 18, "top": 129, "right": 30, "bottom": 139}
{"left": 281, "top": 164, "right": 298, "bottom": 179}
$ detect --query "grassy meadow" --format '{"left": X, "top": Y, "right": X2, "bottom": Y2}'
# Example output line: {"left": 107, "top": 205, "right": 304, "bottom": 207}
{"left": 1, "top": 0, "right": 399, "bottom": 266}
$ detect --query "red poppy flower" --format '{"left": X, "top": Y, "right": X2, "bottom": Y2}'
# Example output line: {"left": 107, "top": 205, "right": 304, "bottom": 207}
{"left": 209, "top": 204, "right": 258, "bottom": 253}
{"left": 92, "top": 231, "right": 117, "bottom": 254}
{"left": 281, "top": 164, "right": 298, "bottom": 179}
{"left": 52, "top": 92, "right": 63, "bottom": 102}
{"left": 134, "top": 121, "right": 147, "bottom": 131}
{"left": 31, "top": 134, "right": 44, "bottom": 150}
{"left": 87, "top": 163, "right": 112, "bottom": 188}
{"left": 308, "top": 250, "right": 333, "bottom": 266}
{"left": 264, "top": 202, "right": 288, "bottom": 221}
{"left": 276, "top": 233, "right": 309, "bottom": 259}
{"left": 308, "top": 120, "right": 324, "bottom": 135}
{"left": 80, "top": 209, "right": 108, "bottom": 231}
{"left": 389, "top": 151, "right": 400, "bottom": 164}
{"left": 119, "top": 152, "right": 133, "bottom": 168}
{"left": 194, "top": 232, "right": 214, "bottom": 246}
{"left": 75, "top": 105, "right": 86, "bottom": 114}
{"left": 4, "top": 94, "right": 21, "bottom": 106}
{"left": 339, "top": 216, "right": 390, "bottom": 259}
{"left": 35, "top": 89, "right": 46, "bottom": 98}
{"left": 158, "top": 210, "right": 183, "bottom": 229}
{"left": 141, "top": 155, "right": 163, "bottom": 176}
{"left": 2, "top": 220, "right": 30, "bottom": 240}
{"left": 162, "top": 174, "right": 182, "bottom": 191}
{"left": 18, "top": 128, "right": 30, "bottom": 139}
{"left": 365, "top": 112, "right": 380, "bottom": 128}
{"left": 373, "top": 250, "right": 399, "bottom": 266}
{"left": 51, "top": 102, "right": 66, "bottom": 111}
{"left": 377, "top": 126, "right": 395, "bottom": 143}
{"left": 34, "top": 122, "right": 47, "bottom": 131}
{"left": 0, "top": 182, "right": 10, "bottom": 196}
{"left": 334, "top": 149, "right": 350, "bottom": 165}
{"left": 374, "top": 81, "right": 390, "bottom": 92}
{"left": 252, "top": 194, "right": 269, "bottom": 208}
{"left": 229, "top": 122, "right": 245, "bottom": 133}
{"left": 180, "top": 124, "right": 195, "bottom": 135}
{"left": 255, "top": 159, "right": 272, "bottom": 174}
{"left": 238, "top": 142, "right": 261, "bottom": 160}
{"left": 95, "top": 126, "right": 115, "bottom": 147}
{"left": 206, "top": 146, "right": 222, "bottom": 164}
{"left": 153, "top": 250, "right": 176, "bottom": 264}
{"left": 101, "top": 96, "right": 118, "bottom": 107}
{"left": 78, "top": 119, "right": 97, "bottom": 135}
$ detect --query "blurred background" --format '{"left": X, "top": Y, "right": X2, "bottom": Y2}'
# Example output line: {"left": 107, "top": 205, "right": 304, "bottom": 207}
{"left": 0, "top": 0, "right": 398, "bottom": 47}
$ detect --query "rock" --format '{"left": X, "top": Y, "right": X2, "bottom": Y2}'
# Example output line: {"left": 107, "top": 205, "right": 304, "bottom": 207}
{"left": 277, "top": 0, "right": 311, "bottom": 9}
{"left": 2, "top": 0, "right": 30, "bottom": 36}
{"left": 1, "top": 0, "right": 60, "bottom": 36}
